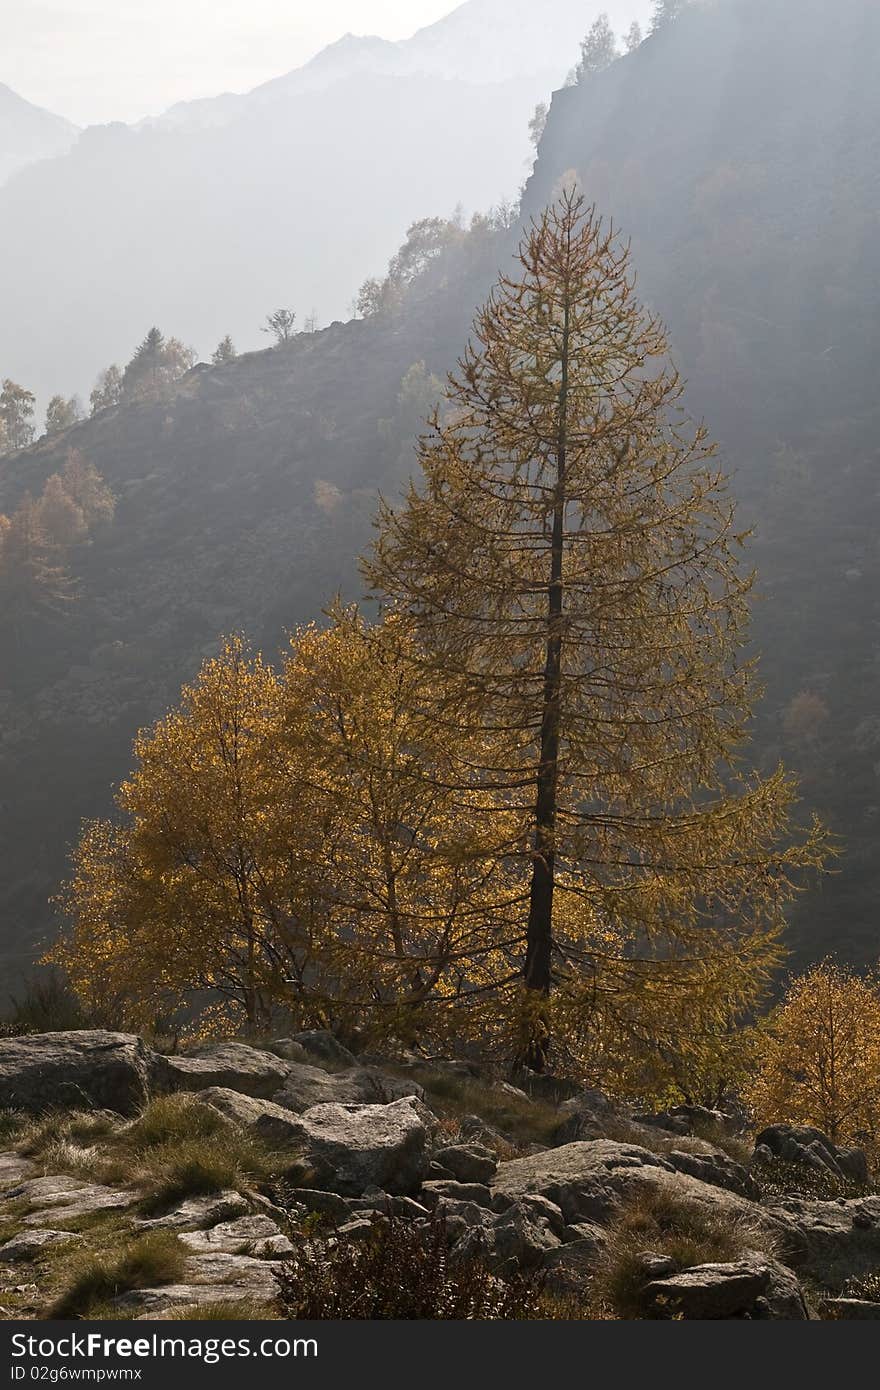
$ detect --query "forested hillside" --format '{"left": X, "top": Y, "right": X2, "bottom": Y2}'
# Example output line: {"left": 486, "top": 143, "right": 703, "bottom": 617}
{"left": 1, "top": 0, "right": 877, "bottom": 981}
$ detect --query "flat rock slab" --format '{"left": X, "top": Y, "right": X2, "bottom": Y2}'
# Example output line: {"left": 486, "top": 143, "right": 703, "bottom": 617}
{"left": 7, "top": 1177, "right": 139, "bottom": 1228}
{"left": 0, "top": 1228, "right": 78, "bottom": 1262}
{"left": 117, "top": 1283, "right": 276, "bottom": 1316}
{"left": 135, "top": 1191, "right": 250, "bottom": 1231}
{"left": 0, "top": 1153, "right": 35, "bottom": 1189}
{"left": 0, "top": 1032, "right": 156, "bottom": 1115}
{"left": 155, "top": 1044, "right": 291, "bottom": 1100}
{"left": 183, "top": 1252, "right": 280, "bottom": 1295}
{"left": 643, "top": 1257, "right": 809, "bottom": 1320}
{"left": 179, "top": 1215, "right": 293, "bottom": 1257}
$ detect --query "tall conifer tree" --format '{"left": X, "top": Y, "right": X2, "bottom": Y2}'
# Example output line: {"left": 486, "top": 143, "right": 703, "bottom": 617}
{"left": 365, "top": 193, "right": 827, "bottom": 1070}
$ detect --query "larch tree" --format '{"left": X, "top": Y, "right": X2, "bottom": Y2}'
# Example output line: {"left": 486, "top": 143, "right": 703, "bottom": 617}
{"left": 746, "top": 963, "right": 880, "bottom": 1157}
{"left": 278, "top": 606, "right": 522, "bottom": 1048}
{"left": 365, "top": 192, "right": 828, "bottom": 1072}
{"left": 51, "top": 637, "right": 322, "bottom": 1034}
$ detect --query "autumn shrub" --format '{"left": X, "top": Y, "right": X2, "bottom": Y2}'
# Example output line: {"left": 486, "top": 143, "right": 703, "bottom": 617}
{"left": 50, "top": 1231, "right": 187, "bottom": 1318}
{"left": 275, "top": 1212, "right": 547, "bottom": 1319}
{"left": 591, "top": 1188, "right": 774, "bottom": 1319}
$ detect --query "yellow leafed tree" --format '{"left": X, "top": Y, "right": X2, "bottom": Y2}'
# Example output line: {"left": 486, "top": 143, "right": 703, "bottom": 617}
{"left": 746, "top": 963, "right": 880, "bottom": 1156}
{"left": 364, "top": 191, "right": 829, "bottom": 1074}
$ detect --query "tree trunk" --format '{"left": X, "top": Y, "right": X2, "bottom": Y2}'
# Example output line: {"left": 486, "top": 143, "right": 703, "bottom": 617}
{"left": 523, "top": 296, "right": 570, "bottom": 1072}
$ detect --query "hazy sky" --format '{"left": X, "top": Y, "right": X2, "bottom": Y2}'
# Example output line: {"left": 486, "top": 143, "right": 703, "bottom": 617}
{"left": 6, "top": 1, "right": 458, "bottom": 126}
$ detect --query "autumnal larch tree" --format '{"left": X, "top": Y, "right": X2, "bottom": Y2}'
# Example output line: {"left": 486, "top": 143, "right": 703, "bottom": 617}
{"left": 746, "top": 962, "right": 880, "bottom": 1157}
{"left": 365, "top": 191, "right": 828, "bottom": 1071}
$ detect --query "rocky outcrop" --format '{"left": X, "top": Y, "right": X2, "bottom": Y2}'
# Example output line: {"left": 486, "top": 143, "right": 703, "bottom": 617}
{"left": 272, "top": 1063, "right": 423, "bottom": 1113}
{"left": 198, "top": 1087, "right": 429, "bottom": 1196}
{"left": 0, "top": 1032, "right": 156, "bottom": 1115}
{"left": 754, "top": 1125, "right": 870, "bottom": 1186}
{"left": 491, "top": 1140, "right": 787, "bottom": 1242}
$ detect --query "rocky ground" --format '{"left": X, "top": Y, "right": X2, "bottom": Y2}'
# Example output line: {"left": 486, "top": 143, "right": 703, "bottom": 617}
{"left": 2, "top": 1030, "right": 880, "bottom": 1320}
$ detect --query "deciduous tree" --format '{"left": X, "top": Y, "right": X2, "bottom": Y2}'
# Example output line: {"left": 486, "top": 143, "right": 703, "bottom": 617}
{"left": 365, "top": 192, "right": 828, "bottom": 1071}
{"left": 746, "top": 963, "right": 880, "bottom": 1156}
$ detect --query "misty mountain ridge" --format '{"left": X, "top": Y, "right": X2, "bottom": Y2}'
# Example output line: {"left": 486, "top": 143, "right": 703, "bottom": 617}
{"left": 0, "top": 82, "right": 78, "bottom": 187}
{"left": 151, "top": 0, "right": 651, "bottom": 130}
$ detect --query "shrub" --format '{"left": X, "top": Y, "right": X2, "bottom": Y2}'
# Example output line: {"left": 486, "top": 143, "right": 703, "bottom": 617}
{"left": 50, "top": 1231, "right": 187, "bottom": 1318}
{"left": 275, "top": 1212, "right": 547, "bottom": 1319}
{"left": 591, "top": 1187, "right": 774, "bottom": 1319}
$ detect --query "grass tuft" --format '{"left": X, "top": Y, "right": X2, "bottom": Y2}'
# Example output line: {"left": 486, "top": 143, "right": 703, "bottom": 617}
{"left": 591, "top": 1185, "right": 775, "bottom": 1319}
{"left": 49, "top": 1231, "right": 187, "bottom": 1319}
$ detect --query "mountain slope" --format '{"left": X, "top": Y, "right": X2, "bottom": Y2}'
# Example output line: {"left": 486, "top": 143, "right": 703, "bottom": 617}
{"left": 0, "top": 83, "right": 78, "bottom": 187}
{"left": 0, "top": 0, "right": 650, "bottom": 407}
{"left": 1, "top": 0, "right": 878, "bottom": 981}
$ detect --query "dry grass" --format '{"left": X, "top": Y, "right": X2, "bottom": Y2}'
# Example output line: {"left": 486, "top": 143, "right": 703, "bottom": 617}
{"left": 401, "top": 1068, "right": 562, "bottom": 1149}
{"left": 49, "top": 1230, "right": 187, "bottom": 1319}
{"left": 591, "top": 1186, "right": 775, "bottom": 1320}
{"left": 165, "top": 1300, "right": 279, "bottom": 1320}
{"left": 14, "top": 1095, "right": 291, "bottom": 1212}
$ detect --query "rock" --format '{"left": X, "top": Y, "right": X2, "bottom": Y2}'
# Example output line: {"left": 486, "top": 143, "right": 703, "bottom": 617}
{"left": 491, "top": 1141, "right": 790, "bottom": 1242}
{"left": 666, "top": 1149, "right": 760, "bottom": 1200}
{"left": 155, "top": 1043, "right": 291, "bottom": 1099}
{"left": 289, "top": 1031, "right": 356, "bottom": 1070}
{"left": 179, "top": 1251, "right": 281, "bottom": 1297}
{"left": 557, "top": 1090, "right": 634, "bottom": 1142}
{"left": 541, "top": 1230, "right": 607, "bottom": 1293}
{"left": 272, "top": 1064, "right": 423, "bottom": 1114}
{"left": 198, "top": 1089, "right": 428, "bottom": 1196}
{"left": 825, "top": 1298, "right": 880, "bottom": 1319}
{"left": 434, "top": 1144, "right": 497, "bottom": 1185}
{"left": 334, "top": 1217, "right": 378, "bottom": 1241}
{"left": 135, "top": 1191, "right": 249, "bottom": 1230}
{"left": 421, "top": 1181, "right": 493, "bottom": 1209}
{"left": 754, "top": 1124, "right": 870, "bottom": 1185}
{"left": 0, "top": 1229, "right": 77, "bottom": 1261}
{"left": 0, "top": 1153, "right": 35, "bottom": 1188}
{"left": 6, "top": 1176, "right": 139, "bottom": 1228}
{"left": 431, "top": 1199, "right": 489, "bottom": 1230}
{"left": 178, "top": 1215, "right": 292, "bottom": 1257}
{"left": 643, "top": 1257, "right": 809, "bottom": 1320}
{"left": 0, "top": 1031, "right": 157, "bottom": 1115}
{"left": 481, "top": 1201, "right": 561, "bottom": 1273}
{"left": 766, "top": 1194, "right": 880, "bottom": 1281}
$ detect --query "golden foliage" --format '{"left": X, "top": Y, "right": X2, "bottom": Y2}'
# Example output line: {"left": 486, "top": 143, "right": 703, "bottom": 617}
{"left": 364, "top": 191, "right": 829, "bottom": 1077}
{"left": 745, "top": 962, "right": 880, "bottom": 1154}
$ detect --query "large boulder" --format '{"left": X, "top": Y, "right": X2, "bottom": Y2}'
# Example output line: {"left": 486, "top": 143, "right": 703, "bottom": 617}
{"left": 0, "top": 1031, "right": 156, "bottom": 1115}
{"left": 755, "top": 1124, "right": 870, "bottom": 1186}
{"left": 643, "top": 1257, "right": 810, "bottom": 1320}
{"left": 198, "top": 1087, "right": 429, "bottom": 1196}
{"left": 154, "top": 1043, "right": 291, "bottom": 1100}
{"left": 491, "top": 1141, "right": 789, "bottom": 1242}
